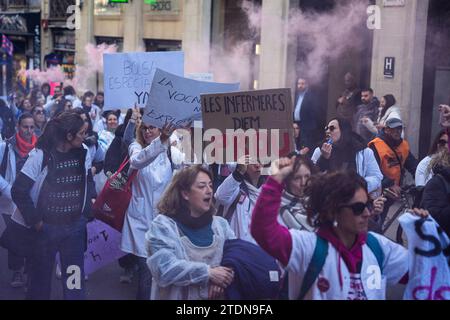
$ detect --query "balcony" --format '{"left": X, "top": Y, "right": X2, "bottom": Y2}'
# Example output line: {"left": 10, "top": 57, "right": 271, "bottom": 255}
{"left": 49, "top": 0, "right": 76, "bottom": 20}
{"left": 0, "top": 0, "right": 40, "bottom": 11}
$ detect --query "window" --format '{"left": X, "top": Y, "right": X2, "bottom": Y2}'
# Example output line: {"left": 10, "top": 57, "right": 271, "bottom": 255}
{"left": 144, "top": 39, "right": 181, "bottom": 52}
{"left": 94, "top": 0, "right": 122, "bottom": 15}
{"left": 50, "top": 0, "right": 76, "bottom": 20}
{"left": 96, "top": 36, "right": 123, "bottom": 52}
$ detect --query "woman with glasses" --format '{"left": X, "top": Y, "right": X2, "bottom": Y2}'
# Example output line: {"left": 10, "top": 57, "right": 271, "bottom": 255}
{"left": 251, "top": 160, "right": 427, "bottom": 300}
{"left": 311, "top": 117, "right": 383, "bottom": 194}
{"left": 31, "top": 106, "right": 47, "bottom": 137}
{"left": 415, "top": 129, "right": 449, "bottom": 187}
{"left": 120, "top": 121, "right": 175, "bottom": 300}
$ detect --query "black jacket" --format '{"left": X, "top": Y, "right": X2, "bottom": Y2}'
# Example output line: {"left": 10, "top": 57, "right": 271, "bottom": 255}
{"left": 421, "top": 166, "right": 450, "bottom": 237}
{"left": 295, "top": 89, "right": 323, "bottom": 151}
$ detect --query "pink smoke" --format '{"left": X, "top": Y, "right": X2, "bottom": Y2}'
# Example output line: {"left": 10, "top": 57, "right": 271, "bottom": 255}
{"left": 24, "top": 43, "right": 117, "bottom": 93}
{"left": 242, "top": 0, "right": 368, "bottom": 85}
{"left": 21, "top": 67, "right": 66, "bottom": 86}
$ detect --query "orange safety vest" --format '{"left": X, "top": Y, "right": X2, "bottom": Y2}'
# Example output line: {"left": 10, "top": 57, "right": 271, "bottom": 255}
{"left": 368, "top": 137, "right": 410, "bottom": 186}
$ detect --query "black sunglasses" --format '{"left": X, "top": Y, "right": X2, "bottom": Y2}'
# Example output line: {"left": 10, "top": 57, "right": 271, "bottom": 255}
{"left": 325, "top": 125, "right": 337, "bottom": 132}
{"left": 34, "top": 110, "right": 44, "bottom": 115}
{"left": 339, "top": 201, "right": 372, "bottom": 216}
{"left": 438, "top": 139, "right": 448, "bottom": 147}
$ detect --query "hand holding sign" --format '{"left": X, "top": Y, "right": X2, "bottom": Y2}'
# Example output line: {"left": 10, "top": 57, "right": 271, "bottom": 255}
{"left": 160, "top": 121, "right": 176, "bottom": 144}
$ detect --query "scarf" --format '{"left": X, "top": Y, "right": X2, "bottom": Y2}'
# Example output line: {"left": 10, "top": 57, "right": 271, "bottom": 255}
{"left": 279, "top": 191, "right": 313, "bottom": 231}
{"left": 15, "top": 132, "right": 37, "bottom": 158}
{"left": 174, "top": 207, "right": 213, "bottom": 229}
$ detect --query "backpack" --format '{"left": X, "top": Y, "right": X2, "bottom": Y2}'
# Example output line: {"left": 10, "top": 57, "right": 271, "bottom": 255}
{"left": 0, "top": 105, "right": 15, "bottom": 140}
{"left": 0, "top": 143, "right": 9, "bottom": 178}
{"left": 297, "top": 233, "right": 384, "bottom": 300}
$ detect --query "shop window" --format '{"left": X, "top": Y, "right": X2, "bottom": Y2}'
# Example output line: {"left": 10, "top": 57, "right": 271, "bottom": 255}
{"left": 144, "top": 39, "right": 181, "bottom": 52}
{"left": 94, "top": 0, "right": 122, "bottom": 15}
{"left": 53, "top": 30, "right": 75, "bottom": 51}
{"left": 95, "top": 36, "right": 124, "bottom": 52}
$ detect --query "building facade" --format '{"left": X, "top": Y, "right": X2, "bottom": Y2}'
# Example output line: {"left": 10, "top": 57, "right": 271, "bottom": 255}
{"left": 2, "top": 0, "right": 447, "bottom": 157}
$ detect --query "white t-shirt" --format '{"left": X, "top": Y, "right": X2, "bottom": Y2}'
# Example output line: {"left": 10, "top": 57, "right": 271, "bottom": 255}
{"left": 286, "top": 230, "right": 408, "bottom": 300}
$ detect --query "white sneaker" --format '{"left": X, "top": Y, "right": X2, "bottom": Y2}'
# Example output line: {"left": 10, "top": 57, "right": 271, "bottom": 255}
{"left": 11, "top": 271, "right": 25, "bottom": 288}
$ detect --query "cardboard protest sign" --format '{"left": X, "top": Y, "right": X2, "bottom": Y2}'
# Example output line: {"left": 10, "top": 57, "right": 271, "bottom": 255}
{"left": 400, "top": 213, "right": 450, "bottom": 300}
{"left": 103, "top": 52, "right": 184, "bottom": 111}
{"left": 200, "top": 88, "right": 294, "bottom": 165}
{"left": 143, "top": 68, "right": 239, "bottom": 128}
{"left": 84, "top": 219, "right": 126, "bottom": 275}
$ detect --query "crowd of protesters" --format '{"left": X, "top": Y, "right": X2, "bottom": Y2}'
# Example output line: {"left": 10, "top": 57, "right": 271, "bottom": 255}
{"left": 0, "top": 75, "right": 449, "bottom": 301}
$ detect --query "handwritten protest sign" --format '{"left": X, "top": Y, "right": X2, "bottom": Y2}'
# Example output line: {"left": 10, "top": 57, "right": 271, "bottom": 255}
{"left": 201, "top": 88, "right": 294, "bottom": 165}
{"left": 103, "top": 52, "right": 184, "bottom": 111}
{"left": 143, "top": 68, "right": 239, "bottom": 129}
{"left": 84, "top": 219, "right": 126, "bottom": 275}
{"left": 400, "top": 213, "right": 450, "bottom": 300}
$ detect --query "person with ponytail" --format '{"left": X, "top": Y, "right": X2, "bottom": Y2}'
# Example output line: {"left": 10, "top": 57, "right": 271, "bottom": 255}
{"left": 11, "top": 111, "right": 95, "bottom": 300}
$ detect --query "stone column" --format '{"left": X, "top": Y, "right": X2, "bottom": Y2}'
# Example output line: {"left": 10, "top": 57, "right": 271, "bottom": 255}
{"left": 123, "top": 0, "right": 144, "bottom": 52}
{"left": 75, "top": 0, "right": 95, "bottom": 91}
{"left": 182, "top": 0, "right": 212, "bottom": 73}
{"left": 370, "top": 0, "right": 429, "bottom": 155}
{"left": 258, "top": 0, "right": 291, "bottom": 90}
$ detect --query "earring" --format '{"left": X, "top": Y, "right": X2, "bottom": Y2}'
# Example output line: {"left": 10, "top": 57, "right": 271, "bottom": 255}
{"left": 333, "top": 219, "right": 338, "bottom": 228}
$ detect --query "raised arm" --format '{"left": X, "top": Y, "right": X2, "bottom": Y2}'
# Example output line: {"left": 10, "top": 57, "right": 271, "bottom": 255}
{"left": 251, "top": 158, "right": 294, "bottom": 266}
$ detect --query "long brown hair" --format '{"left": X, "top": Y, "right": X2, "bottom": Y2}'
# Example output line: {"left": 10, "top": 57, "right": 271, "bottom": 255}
{"left": 157, "top": 165, "right": 215, "bottom": 217}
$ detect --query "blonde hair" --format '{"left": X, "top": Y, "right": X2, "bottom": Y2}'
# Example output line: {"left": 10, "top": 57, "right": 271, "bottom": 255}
{"left": 157, "top": 166, "right": 215, "bottom": 217}
{"left": 427, "top": 149, "right": 450, "bottom": 178}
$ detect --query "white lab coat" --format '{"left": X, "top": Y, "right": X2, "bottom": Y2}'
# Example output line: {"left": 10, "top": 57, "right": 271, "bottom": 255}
{"left": 145, "top": 214, "right": 236, "bottom": 300}
{"left": 311, "top": 147, "right": 383, "bottom": 194}
{"left": 415, "top": 156, "right": 433, "bottom": 187}
{"left": 0, "top": 141, "right": 17, "bottom": 214}
{"left": 214, "top": 173, "right": 261, "bottom": 244}
{"left": 287, "top": 230, "right": 408, "bottom": 300}
{"left": 120, "top": 138, "right": 173, "bottom": 258}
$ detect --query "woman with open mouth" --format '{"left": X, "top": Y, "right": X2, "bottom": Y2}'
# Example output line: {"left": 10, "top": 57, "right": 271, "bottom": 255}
{"left": 146, "top": 165, "right": 236, "bottom": 300}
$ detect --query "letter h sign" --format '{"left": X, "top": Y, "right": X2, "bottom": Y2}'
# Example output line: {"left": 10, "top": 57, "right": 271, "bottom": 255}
{"left": 384, "top": 57, "right": 395, "bottom": 78}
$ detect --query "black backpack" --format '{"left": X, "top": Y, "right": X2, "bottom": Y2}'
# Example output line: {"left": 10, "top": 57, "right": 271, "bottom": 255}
{"left": 0, "top": 105, "right": 15, "bottom": 140}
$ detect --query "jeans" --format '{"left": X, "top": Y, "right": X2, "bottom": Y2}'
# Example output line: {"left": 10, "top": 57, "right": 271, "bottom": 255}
{"left": 136, "top": 256, "right": 152, "bottom": 300}
{"left": 27, "top": 217, "right": 87, "bottom": 300}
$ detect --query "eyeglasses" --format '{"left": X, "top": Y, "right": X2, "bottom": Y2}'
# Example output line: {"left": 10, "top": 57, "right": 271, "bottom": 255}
{"left": 34, "top": 110, "right": 44, "bottom": 115}
{"left": 339, "top": 201, "right": 372, "bottom": 216}
{"left": 325, "top": 125, "right": 337, "bottom": 132}
{"left": 438, "top": 139, "right": 448, "bottom": 147}
{"left": 141, "top": 126, "right": 155, "bottom": 132}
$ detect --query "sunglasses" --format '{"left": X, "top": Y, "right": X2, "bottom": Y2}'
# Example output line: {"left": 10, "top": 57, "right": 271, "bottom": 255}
{"left": 438, "top": 139, "right": 448, "bottom": 147}
{"left": 339, "top": 201, "right": 372, "bottom": 216}
{"left": 34, "top": 110, "right": 44, "bottom": 115}
{"left": 325, "top": 125, "right": 337, "bottom": 132}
